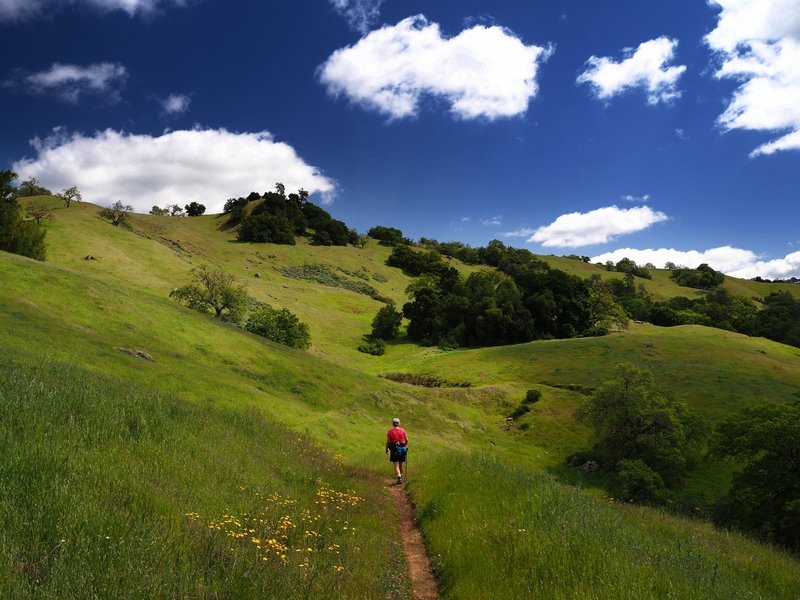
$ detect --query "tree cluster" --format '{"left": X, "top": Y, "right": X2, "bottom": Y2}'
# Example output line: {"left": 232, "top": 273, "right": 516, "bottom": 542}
{"left": 0, "top": 171, "right": 47, "bottom": 261}
{"left": 17, "top": 177, "right": 52, "bottom": 197}
{"left": 367, "top": 226, "right": 405, "bottom": 246}
{"left": 669, "top": 263, "right": 725, "bottom": 289}
{"left": 603, "top": 257, "right": 653, "bottom": 280}
{"left": 170, "top": 265, "right": 311, "bottom": 349}
{"left": 232, "top": 184, "right": 358, "bottom": 247}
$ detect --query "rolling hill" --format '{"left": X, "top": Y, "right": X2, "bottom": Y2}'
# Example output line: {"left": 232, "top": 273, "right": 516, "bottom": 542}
{"left": 1, "top": 196, "right": 799, "bottom": 598}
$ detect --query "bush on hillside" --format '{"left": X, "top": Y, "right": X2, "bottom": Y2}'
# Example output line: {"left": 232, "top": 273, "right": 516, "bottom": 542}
{"left": 17, "top": 177, "right": 52, "bottom": 197}
{"left": 617, "top": 459, "right": 665, "bottom": 502}
{"left": 238, "top": 213, "right": 296, "bottom": 244}
{"left": 357, "top": 338, "right": 385, "bottom": 356}
{"left": 371, "top": 305, "right": 402, "bottom": 340}
{"left": 670, "top": 263, "right": 725, "bottom": 289}
{"left": 367, "top": 225, "right": 404, "bottom": 246}
{"left": 246, "top": 305, "right": 311, "bottom": 349}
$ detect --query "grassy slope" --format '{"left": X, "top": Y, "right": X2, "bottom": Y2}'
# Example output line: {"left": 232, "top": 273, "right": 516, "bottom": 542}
{"left": 3, "top": 199, "right": 800, "bottom": 595}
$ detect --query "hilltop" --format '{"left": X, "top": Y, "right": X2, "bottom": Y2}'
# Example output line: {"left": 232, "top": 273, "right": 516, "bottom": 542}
{"left": 1, "top": 196, "right": 799, "bottom": 597}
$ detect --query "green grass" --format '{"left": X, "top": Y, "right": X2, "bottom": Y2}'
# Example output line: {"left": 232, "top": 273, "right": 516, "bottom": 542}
{"left": 3, "top": 199, "right": 800, "bottom": 596}
{"left": 0, "top": 354, "right": 409, "bottom": 598}
{"left": 411, "top": 453, "right": 800, "bottom": 599}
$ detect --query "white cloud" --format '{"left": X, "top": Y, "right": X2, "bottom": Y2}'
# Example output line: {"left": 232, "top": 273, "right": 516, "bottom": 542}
{"left": 0, "top": 0, "right": 186, "bottom": 21}
{"left": 591, "top": 246, "right": 800, "bottom": 279}
{"left": 482, "top": 215, "right": 502, "bottom": 226}
{"left": 505, "top": 205, "right": 668, "bottom": 248}
{"left": 22, "top": 62, "right": 127, "bottom": 103}
{"left": 577, "top": 37, "right": 686, "bottom": 105}
{"left": 160, "top": 93, "right": 191, "bottom": 116}
{"left": 12, "top": 128, "right": 336, "bottom": 213}
{"left": 318, "top": 15, "right": 553, "bottom": 120}
{"left": 621, "top": 193, "right": 650, "bottom": 202}
{"left": 706, "top": 0, "right": 800, "bottom": 157}
{"left": 329, "top": 0, "right": 384, "bottom": 34}
{"left": 459, "top": 216, "right": 470, "bottom": 222}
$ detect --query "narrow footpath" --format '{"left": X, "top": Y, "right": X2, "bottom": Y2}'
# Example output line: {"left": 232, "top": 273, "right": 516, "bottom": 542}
{"left": 388, "top": 481, "right": 439, "bottom": 600}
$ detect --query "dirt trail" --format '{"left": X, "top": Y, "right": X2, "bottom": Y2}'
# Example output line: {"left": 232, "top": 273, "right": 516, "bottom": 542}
{"left": 388, "top": 481, "right": 439, "bottom": 600}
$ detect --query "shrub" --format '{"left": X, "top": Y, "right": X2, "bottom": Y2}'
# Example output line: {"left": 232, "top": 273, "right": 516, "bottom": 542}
{"left": 357, "top": 339, "right": 385, "bottom": 356}
{"left": 617, "top": 459, "right": 665, "bottom": 502}
{"left": 524, "top": 389, "right": 542, "bottom": 404}
{"left": 0, "top": 170, "right": 46, "bottom": 260}
{"left": 246, "top": 306, "right": 311, "bottom": 349}
{"left": 371, "top": 305, "right": 402, "bottom": 340}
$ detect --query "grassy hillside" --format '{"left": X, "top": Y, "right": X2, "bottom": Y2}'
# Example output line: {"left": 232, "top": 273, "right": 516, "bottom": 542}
{"left": 2, "top": 198, "right": 799, "bottom": 596}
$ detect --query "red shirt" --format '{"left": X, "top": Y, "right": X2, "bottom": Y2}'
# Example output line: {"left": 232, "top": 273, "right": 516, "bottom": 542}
{"left": 387, "top": 427, "right": 408, "bottom": 445}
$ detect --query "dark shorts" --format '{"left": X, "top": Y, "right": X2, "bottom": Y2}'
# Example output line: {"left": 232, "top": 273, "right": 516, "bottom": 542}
{"left": 389, "top": 446, "right": 407, "bottom": 463}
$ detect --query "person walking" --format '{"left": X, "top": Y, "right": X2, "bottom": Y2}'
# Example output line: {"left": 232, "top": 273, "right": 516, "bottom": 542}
{"left": 385, "top": 417, "right": 409, "bottom": 484}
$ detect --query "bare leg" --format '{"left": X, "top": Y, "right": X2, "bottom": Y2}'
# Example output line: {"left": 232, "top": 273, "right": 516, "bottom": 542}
{"left": 394, "top": 461, "right": 402, "bottom": 478}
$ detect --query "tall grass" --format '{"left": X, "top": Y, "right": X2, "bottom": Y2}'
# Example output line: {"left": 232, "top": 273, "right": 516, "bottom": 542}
{"left": 411, "top": 452, "right": 800, "bottom": 599}
{"left": 0, "top": 355, "right": 409, "bottom": 598}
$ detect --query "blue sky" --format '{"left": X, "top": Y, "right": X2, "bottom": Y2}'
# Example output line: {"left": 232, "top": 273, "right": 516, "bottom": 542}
{"left": 1, "top": 0, "right": 799, "bottom": 278}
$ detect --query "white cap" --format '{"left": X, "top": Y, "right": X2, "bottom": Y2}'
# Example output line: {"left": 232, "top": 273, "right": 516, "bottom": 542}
{"left": 392, "top": 417, "right": 400, "bottom": 425}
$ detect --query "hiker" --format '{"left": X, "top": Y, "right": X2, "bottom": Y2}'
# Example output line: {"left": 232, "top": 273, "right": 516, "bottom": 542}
{"left": 385, "top": 417, "right": 408, "bottom": 484}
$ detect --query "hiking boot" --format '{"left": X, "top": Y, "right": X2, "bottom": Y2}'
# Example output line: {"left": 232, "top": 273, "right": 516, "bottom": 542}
{"left": 396, "top": 476, "right": 403, "bottom": 485}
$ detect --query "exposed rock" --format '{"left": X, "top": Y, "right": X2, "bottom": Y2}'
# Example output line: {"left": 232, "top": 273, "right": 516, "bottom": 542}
{"left": 117, "top": 347, "right": 155, "bottom": 362}
{"left": 579, "top": 460, "right": 599, "bottom": 473}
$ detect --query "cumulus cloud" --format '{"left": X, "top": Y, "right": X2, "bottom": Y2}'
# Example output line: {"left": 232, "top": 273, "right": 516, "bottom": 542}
{"left": 591, "top": 246, "right": 800, "bottom": 279}
{"left": 21, "top": 62, "right": 127, "bottom": 103}
{"left": 12, "top": 128, "right": 336, "bottom": 213}
{"left": 160, "top": 93, "right": 191, "bottom": 116}
{"left": 329, "top": 0, "right": 384, "bottom": 34}
{"left": 482, "top": 216, "right": 502, "bottom": 226}
{"left": 0, "top": 0, "right": 186, "bottom": 21}
{"left": 577, "top": 37, "right": 686, "bottom": 105}
{"left": 318, "top": 15, "right": 553, "bottom": 120}
{"left": 504, "top": 205, "right": 668, "bottom": 248}
{"left": 706, "top": 0, "right": 800, "bottom": 157}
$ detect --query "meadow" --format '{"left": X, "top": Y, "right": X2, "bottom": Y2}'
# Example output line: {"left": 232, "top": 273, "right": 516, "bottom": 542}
{"left": 1, "top": 197, "right": 799, "bottom": 596}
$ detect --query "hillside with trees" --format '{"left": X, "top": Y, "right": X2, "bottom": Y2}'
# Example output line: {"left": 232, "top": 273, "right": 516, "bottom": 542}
{"left": 1, "top": 184, "right": 799, "bottom": 595}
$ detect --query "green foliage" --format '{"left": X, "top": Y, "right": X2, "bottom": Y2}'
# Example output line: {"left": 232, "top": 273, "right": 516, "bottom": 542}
{"left": 525, "top": 389, "right": 542, "bottom": 404}
{"left": 149, "top": 205, "right": 168, "bottom": 216}
{"left": 170, "top": 265, "right": 248, "bottom": 321}
{"left": 386, "top": 245, "right": 449, "bottom": 276}
{"left": 184, "top": 202, "right": 206, "bottom": 216}
{"left": 670, "top": 263, "right": 725, "bottom": 289}
{"left": 754, "top": 291, "right": 800, "bottom": 348}
{"left": 311, "top": 229, "right": 333, "bottom": 246}
{"left": 714, "top": 400, "right": 800, "bottom": 550}
{"left": 278, "top": 264, "right": 391, "bottom": 303}
{"left": 238, "top": 213, "right": 296, "bottom": 244}
{"left": 614, "top": 257, "right": 652, "bottom": 279}
{"left": 578, "top": 363, "right": 709, "bottom": 480}
{"left": 98, "top": 200, "right": 134, "bottom": 226}
{"left": 367, "top": 225, "right": 404, "bottom": 246}
{"left": 587, "top": 277, "right": 630, "bottom": 334}
{"left": 246, "top": 305, "right": 311, "bottom": 349}
{"left": 0, "top": 170, "right": 46, "bottom": 261}
{"left": 617, "top": 459, "right": 665, "bottom": 502}
{"left": 357, "top": 338, "right": 385, "bottom": 356}
{"left": 371, "top": 305, "right": 402, "bottom": 340}
{"left": 372, "top": 272, "right": 388, "bottom": 283}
